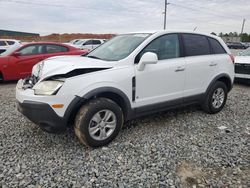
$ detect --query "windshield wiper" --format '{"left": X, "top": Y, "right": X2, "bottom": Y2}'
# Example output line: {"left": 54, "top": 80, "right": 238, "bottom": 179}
{"left": 87, "top": 55, "right": 101, "bottom": 60}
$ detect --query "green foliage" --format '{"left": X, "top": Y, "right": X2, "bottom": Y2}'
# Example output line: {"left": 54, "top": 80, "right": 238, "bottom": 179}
{"left": 219, "top": 32, "right": 250, "bottom": 42}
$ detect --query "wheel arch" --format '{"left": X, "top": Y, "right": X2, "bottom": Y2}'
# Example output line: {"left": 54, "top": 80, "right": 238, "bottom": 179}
{"left": 0, "top": 71, "right": 4, "bottom": 81}
{"left": 206, "top": 73, "right": 233, "bottom": 95}
{"left": 65, "top": 87, "right": 133, "bottom": 126}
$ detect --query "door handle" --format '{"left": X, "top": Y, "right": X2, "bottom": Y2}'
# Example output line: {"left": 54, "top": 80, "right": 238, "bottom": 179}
{"left": 175, "top": 67, "right": 185, "bottom": 72}
{"left": 209, "top": 62, "right": 217, "bottom": 66}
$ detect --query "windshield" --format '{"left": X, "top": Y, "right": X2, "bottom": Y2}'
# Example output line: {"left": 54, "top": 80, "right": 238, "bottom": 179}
{"left": 0, "top": 44, "right": 22, "bottom": 56}
{"left": 240, "top": 47, "right": 250, "bottom": 56}
{"left": 74, "top": 40, "right": 86, "bottom": 45}
{"left": 86, "top": 33, "right": 151, "bottom": 61}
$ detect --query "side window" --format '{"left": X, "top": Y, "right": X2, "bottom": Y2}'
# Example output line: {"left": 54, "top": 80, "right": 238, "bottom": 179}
{"left": 84, "top": 40, "right": 93, "bottom": 45}
{"left": 139, "top": 34, "right": 180, "bottom": 61}
{"left": 182, "top": 34, "right": 210, "bottom": 56}
{"left": 7, "top": 41, "right": 15, "bottom": 45}
{"left": 46, "top": 45, "right": 68, "bottom": 53}
{"left": 208, "top": 38, "right": 226, "bottom": 54}
{"left": 0, "top": 41, "right": 6, "bottom": 46}
{"left": 92, "top": 40, "right": 101, "bottom": 45}
{"left": 19, "top": 45, "right": 43, "bottom": 55}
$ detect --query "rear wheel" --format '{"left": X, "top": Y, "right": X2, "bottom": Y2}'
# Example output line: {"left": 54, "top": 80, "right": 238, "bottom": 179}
{"left": 202, "top": 81, "right": 228, "bottom": 114}
{"left": 74, "top": 98, "right": 123, "bottom": 147}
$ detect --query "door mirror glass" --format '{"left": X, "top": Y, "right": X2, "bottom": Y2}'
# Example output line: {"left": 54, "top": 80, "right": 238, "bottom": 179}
{"left": 137, "top": 52, "right": 158, "bottom": 71}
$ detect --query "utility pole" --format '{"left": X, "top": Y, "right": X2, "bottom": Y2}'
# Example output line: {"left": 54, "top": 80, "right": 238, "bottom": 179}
{"left": 240, "top": 18, "right": 246, "bottom": 35}
{"left": 163, "top": 0, "right": 170, "bottom": 30}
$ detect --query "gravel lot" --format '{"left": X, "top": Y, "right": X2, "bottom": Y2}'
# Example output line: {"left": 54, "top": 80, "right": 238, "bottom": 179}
{"left": 0, "top": 82, "right": 249, "bottom": 187}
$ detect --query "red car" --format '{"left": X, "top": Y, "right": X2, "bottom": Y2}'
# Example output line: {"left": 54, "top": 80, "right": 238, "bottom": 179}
{"left": 0, "top": 42, "right": 87, "bottom": 81}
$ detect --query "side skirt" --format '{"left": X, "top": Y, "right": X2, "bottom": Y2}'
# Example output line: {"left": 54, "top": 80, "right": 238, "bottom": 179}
{"left": 128, "top": 94, "right": 205, "bottom": 120}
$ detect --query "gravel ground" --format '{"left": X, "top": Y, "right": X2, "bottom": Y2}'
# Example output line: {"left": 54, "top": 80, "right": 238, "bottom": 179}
{"left": 0, "top": 82, "right": 249, "bottom": 188}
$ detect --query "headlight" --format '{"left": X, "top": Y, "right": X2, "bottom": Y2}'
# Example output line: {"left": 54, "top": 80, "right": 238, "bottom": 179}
{"left": 32, "top": 61, "right": 44, "bottom": 78}
{"left": 33, "top": 80, "right": 64, "bottom": 95}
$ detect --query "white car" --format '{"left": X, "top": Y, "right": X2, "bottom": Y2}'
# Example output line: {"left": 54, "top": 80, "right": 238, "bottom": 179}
{"left": 235, "top": 47, "right": 250, "bottom": 82}
{"left": 63, "top": 39, "right": 81, "bottom": 46}
{"left": 16, "top": 31, "right": 234, "bottom": 147}
{"left": 72, "top": 39, "right": 105, "bottom": 51}
{"left": 0, "top": 39, "right": 21, "bottom": 54}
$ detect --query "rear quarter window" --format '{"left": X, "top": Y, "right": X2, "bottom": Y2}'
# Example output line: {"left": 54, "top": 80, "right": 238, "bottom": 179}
{"left": 182, "top": 34, "right": 210, "bottom": 57}
{"left": 208, "top": 38, "right": 226, "bottom": 54}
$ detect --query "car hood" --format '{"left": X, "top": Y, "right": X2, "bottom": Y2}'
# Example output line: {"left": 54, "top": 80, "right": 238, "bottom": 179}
{"left": 235, "top": 56, "right": 250, "bottom": 64}
{"left": 38, "top": 55, "right": 116, "bottom": 79}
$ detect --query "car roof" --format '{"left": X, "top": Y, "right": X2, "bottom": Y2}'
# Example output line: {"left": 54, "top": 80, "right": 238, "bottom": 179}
{"left": 0, "top": 39, "right": 20, "bottom": 41}
{"left": 125, "top": 30, "right": 221, "bottom": 39}
{"left": 24, "top": 42, "right": 67, "bottom": 45}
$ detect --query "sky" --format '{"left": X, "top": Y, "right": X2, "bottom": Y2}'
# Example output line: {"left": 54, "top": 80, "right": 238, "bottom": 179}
{"left": 0, "top": 0, "right": 250, "bottom": 36}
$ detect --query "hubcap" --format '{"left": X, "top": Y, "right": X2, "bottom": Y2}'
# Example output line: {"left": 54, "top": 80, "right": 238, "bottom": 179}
{"left": 88, "top": 110, "right": 117, "bottom": 141}
{"left": 212, "top": 88, "right": 225, "bottom": 109}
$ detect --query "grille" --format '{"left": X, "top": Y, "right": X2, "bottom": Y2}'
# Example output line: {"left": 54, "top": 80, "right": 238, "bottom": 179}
{"left": 235, "top": 63, "right": 250, "bottom": 75}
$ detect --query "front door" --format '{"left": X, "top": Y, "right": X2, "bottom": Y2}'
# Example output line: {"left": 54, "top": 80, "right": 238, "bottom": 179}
{"left": 135, "top": 34, "right": 185, "bottom": 108}
{"left": 14, "top": 44, "right": 45, "bottom": 78}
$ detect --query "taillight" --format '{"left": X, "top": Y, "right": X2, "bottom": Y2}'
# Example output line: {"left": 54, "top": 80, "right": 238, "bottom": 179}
{"left": 229, "top": 54, "right": 235, "bottom": 64}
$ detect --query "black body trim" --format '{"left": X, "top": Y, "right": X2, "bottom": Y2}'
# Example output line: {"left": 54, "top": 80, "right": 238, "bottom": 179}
{"left": 17, "top": 73, "right": 233, "bottom": 133}
{"left": 132, "top": 76, "right": 136, "bottom": 102}
{"left": 82, "top": 87, "right": 133, "bottom": 120}
{"left": 133, "top": 94, "right": 204, "bottom": 118}
{"left": 17, "top": 101, "right": 67, "bottom": 133}
{"left": 206, "top": 73, "right": 233, "bottom": 93}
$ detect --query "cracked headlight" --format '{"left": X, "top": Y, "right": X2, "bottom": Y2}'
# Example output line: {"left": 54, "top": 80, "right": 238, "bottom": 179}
{"left": 32, "top": 61, "right": 44, "bottom": 78}
{"left": 33, "top": 80, "right": 64, "bottom": 95}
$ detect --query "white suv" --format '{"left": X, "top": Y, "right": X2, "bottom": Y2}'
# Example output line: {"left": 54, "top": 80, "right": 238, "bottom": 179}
{"left": 71, "top": 39, "right": 105, "bottom": 51}
{"left": 0, "top": 39, "right": 21, "bottom": 54}
{"left": 16, "top": 31, "right": 234, "bottom": 147}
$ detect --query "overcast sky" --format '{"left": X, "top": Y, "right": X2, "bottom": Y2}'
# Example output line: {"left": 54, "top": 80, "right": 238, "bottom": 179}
{"left": 0, "top": 0, "right": 250, "bottom": 35}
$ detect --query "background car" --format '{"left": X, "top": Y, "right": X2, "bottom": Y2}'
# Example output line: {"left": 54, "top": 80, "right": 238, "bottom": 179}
{"left": 0, "top": 39, "right": 21, "bottom": 54}
{"left": 0, "top": 42, "right": 87, "bottom": 81}
{"left": 71, "top": 39, "right": 105, "bottom": 51}
{"left": 226, "top": 42, "right": 247, "bottom": 49}
{"left": 235, "top": 47, "right": 250, "bottom": 83}
{"left": 63, "top": 39, "right": 80, "bottom": 46}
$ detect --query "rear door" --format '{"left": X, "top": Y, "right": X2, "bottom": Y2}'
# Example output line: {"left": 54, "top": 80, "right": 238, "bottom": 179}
{"left": 43, "top": 44, "right": 70, "bottom": 58}
{"left": 92, "top": 40, "right": 102, "bottom": 50}
{"left": 182, "top": 34, "right": 215, "bottom": 97}
{"left": 82, "top": 40, "right": 93, "bottom": 51}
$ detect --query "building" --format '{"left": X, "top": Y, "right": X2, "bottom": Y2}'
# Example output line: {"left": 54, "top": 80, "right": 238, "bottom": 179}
{"left": 0, "top": 29, "right": 39, "bottom": 37}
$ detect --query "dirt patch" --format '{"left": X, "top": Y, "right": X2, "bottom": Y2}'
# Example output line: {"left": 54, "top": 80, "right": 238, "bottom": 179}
{"left": 177, "top": 161, "right": 205, "bottom": 188}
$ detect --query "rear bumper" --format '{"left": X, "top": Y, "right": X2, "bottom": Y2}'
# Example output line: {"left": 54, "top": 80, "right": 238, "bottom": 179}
{"left": 17, "top": 101, "right": 67, "bottom": 133}
{"left": 235, "top": 73, "right": 250, "bottom": 79}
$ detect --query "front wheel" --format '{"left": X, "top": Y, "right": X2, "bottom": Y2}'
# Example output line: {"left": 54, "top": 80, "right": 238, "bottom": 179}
{"left": 201, "top": 81, "right": 228, "bottom": 114}
{"left": 74, "top": 98, "right": 123, "bottom": 147}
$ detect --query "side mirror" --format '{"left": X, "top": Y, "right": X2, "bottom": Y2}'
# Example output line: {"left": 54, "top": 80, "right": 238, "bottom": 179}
{"left": 137, "top": 52, "right": 158, "bottom": 71}
{"left": 13, "top": 52, "right": 21, "bottom": 56}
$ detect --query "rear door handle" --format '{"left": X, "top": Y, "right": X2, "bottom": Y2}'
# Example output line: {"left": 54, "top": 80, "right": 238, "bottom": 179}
{"left": 209, "top": 62, "right": 217, "bottom": 66}
{"left": 175, "top": 67, "right": 185, "bottom": 72}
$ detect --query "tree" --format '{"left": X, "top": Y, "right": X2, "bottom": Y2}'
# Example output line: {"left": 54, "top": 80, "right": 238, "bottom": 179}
{"left": 241, "top": 33, "right": 249, "bottom": 42}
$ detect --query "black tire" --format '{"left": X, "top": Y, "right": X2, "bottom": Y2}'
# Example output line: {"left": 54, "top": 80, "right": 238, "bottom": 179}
{"left": 0, "top": 72, "right": 3, "bottom": 83}
{"left": 74, "top": 98, "right": 123, "bottom": 147}
{"left": 201, "top": 81, "right": 228, "bottom": 114}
